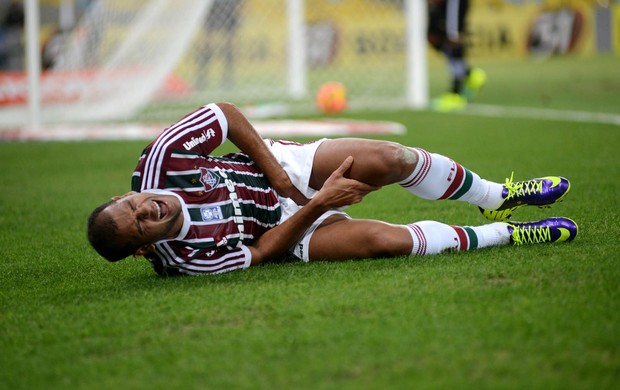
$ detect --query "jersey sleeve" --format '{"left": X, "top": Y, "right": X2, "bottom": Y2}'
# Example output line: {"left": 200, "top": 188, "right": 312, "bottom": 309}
{"left": 138, "top": 103, "right": 229, "bottom": 191}
{"left": 148, "top": 242, "right": 252, "bottom": 276}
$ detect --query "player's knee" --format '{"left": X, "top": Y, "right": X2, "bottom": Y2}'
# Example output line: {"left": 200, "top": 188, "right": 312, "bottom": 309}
{"left": 389, "top": 143, "right": 419, "bottom": 181}
{"left": 373, "top": 142, "right": 416, "bottom": 176}
{"left": 364, "top": 225, "right": 411, "bottom": 257}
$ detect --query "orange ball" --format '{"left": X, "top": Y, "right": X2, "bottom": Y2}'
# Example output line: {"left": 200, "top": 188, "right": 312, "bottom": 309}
{"left": 315, "top": 82, "right": 347, "bottom": 114}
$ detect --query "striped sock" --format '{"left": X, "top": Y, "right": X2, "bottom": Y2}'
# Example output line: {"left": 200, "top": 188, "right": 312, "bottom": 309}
{"left": 406, "top": 221, "right": 510, "bottom": 256}
{"left": 399, "top": 148, "right": 503, "bottom": 209}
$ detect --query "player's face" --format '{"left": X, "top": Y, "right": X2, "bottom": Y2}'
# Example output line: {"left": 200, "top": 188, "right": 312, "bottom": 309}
{"left": 103, "top": 192, "right": 184, "bottom": 251}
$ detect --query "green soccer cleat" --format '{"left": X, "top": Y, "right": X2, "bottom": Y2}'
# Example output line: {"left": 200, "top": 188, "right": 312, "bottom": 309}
{"left": 430, "top": 92, "right": 468, "bottom": 112}
{"left": 462, "top": 67, "right": 487, "bottom": 100}
{"left": 480, "top": 173, "right": 571, "bottom": 221}
{"left": 508, "top": 217, "right": 578, "bottom": 245}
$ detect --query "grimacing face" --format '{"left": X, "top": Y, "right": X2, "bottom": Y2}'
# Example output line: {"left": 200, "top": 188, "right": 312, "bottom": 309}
{"left": 102, "top": 191, "right": 184, "bottom": 255}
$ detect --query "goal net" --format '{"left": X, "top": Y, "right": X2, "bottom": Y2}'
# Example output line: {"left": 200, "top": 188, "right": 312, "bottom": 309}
{"left": 4, "top": 0, "right": 427, "bottom": 128}
{"left": 46, "top": 0, "right": 213, "bottom": 123}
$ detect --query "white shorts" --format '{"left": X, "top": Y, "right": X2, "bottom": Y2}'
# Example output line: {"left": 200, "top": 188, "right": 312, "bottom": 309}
{"left": 265, "top": 138, "right": 350, "bottom": 262}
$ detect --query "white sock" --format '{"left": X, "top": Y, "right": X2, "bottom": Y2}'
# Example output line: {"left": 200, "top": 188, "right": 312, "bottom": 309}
{"left": 406, "top": 221, "right": 510, "bottom": 256}
{"left": 399, "top": 148, "right": 504, "bottom": 209}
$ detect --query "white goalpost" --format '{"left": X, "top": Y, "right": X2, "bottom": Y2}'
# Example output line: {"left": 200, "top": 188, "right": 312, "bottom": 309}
{"left": 406, "top": 0, "right": 429, "bottom": 109}
{"left": 25, "top": 0, "right": 41, "bottom": 131}
{"left": 15, "top": 0, "right": 428, "bottom": 130}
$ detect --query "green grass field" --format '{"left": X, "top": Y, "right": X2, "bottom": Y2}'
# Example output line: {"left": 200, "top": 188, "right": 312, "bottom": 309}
{"left": 1, "top": 55, "right": 619, "bottom": 389}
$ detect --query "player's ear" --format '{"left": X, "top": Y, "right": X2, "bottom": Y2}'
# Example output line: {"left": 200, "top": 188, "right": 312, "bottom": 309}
{"left": 112, "top": 191, "right": 137, "bottom": 201}
{"left": 134, "top": 244, "right": 156, "bottom": 257}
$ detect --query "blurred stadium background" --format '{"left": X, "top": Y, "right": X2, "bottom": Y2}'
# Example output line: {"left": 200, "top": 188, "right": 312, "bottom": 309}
{"left": 0, "top": 0, "right": 617, "bottom": 136}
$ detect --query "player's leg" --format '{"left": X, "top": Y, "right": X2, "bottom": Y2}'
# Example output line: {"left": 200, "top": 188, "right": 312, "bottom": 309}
{"left": 428, "top": 0, "right": 485, "bottom": 111}
{"left": 397, "top": 147, "right": 571, "bottom": 221}
{"left": 309, "top": 138, "right": 416, "bottom": 188}
{"left": 307, "top": 215, "right": 578, "bottom": 261}
{"left": 308, "top": 216, "right": 509, "bottom": 260}
{"left": 307, "top": 215, "right": 413, "bottom": 260}
{"left": 444, "top": 0, "right": 470, "bottom": 95}
{"left": 451, "top": 0, "right": 486, "bottom": 100}
{"left": 427, "top": 0, "right": 446, "bottom": 53}
{"left": 311, "top": 138, "right": 505, "bottom": 211}
{"left": 310, "top": 138, "right": 571, "bottom": 221}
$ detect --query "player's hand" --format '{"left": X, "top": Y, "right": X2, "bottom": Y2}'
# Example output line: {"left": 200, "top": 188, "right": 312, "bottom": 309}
{"left": 315, "top": 156, "right": 380, "bottom": 208}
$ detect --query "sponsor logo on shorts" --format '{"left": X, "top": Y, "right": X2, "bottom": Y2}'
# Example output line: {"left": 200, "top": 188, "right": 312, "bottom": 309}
{"left": 297, "top": 243, "right": 304, "bottom": 256}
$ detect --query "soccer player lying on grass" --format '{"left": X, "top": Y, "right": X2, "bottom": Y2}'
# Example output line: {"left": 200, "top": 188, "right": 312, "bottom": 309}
{"left": 87, "top": 102, "right": 577, "bottom": 276}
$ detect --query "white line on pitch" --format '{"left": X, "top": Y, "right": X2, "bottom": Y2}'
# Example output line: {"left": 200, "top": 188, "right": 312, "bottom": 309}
{"left": 465, "top": 104, "right": 620, "bottom": 126}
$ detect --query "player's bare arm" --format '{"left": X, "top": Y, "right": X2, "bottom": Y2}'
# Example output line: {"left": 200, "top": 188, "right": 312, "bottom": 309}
{"left": 248, "top": 156, "right": 379, "bottom": 265}
{"left": 217, "top": 102, "right": 310, "bottom": 205}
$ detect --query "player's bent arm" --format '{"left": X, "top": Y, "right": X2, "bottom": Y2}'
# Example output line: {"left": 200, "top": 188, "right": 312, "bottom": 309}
{"left": 248, "top": 157, "right": 379, "bottom": 265}
{"left": 216, "top": 102, "right": 309, "bottom": 205}
{"left": 248, "top": 196, "right": 329, "bottom": 265}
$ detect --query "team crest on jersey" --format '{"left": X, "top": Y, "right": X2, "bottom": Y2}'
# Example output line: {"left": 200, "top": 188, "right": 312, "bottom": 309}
{"left": 199, "top": 167, "right": 220, "bottom": 191}
{"left": 200, "top": 206, "right": 224, "bottom": 221}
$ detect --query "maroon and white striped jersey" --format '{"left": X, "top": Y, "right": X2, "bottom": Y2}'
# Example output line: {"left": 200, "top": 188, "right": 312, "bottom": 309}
{"left": 131, "top": 103, "right": 281, "bottom": 276}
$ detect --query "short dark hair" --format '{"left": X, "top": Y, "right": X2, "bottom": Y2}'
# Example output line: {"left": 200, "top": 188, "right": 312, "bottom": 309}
{"left": 87, "top": 200, "right": 140, "bottom": 262}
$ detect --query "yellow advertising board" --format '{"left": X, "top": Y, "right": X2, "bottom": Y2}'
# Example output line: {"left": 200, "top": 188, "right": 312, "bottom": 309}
{"left": 468, "top": 1, "right": 596, "bottom": 59}
{"left": 613, "top": 3, "right": 620, "bottom": 54}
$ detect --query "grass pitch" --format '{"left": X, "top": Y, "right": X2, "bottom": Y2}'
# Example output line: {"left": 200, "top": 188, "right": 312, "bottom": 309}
{"left": 1, "top": 55, "right": 619, "bottom": 389}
